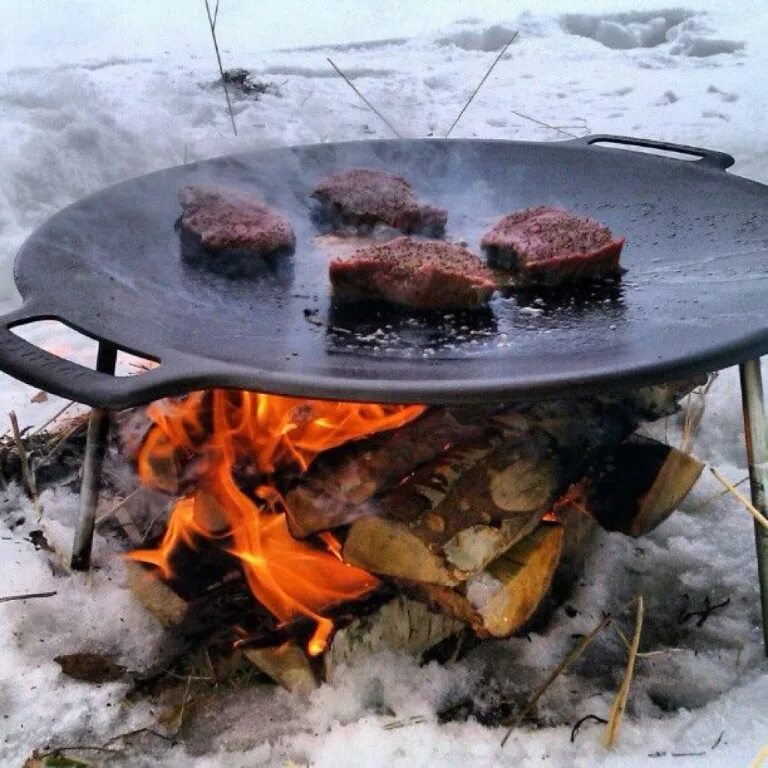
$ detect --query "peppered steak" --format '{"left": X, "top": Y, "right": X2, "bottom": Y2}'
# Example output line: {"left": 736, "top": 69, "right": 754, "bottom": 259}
{"left": 329, "top": 237, "right": 495, "bottom": 310}
{"left": 481, "top": 206, "right": 624, "bottom": 286}
{"left": 312, "top": 168, "right": 448, "bottom": 236}
{"left": 179, "top": 184, "right": 295, "bottom": 255}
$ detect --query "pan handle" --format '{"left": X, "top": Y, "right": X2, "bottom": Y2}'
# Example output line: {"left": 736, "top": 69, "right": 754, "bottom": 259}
{"left": 572, "top": 134, "right": 735, "bottom": 170}
{"left": 0, "top": 306, "right": 182, "bottom": 409}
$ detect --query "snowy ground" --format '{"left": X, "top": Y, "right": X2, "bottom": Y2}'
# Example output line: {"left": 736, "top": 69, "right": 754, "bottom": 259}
{"left": 1, "top": 1, "right": 767, "bottom": 766}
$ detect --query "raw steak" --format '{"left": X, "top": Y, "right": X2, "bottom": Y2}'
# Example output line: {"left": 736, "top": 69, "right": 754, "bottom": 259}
{"left": 329, "top": 237, "right": 495, "bottom": 310}
{"left": 312, "top": 168, "right": 447, "bottom": 236}
{"left": 481, "top": 206, "right": 624, "bottom": 286}
{"left": 179, "top": 184, "right": 295, "bottom": 254}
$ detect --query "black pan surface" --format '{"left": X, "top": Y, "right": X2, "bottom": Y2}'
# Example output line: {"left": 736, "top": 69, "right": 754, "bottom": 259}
{"left": 1, "top": 135, "right": 766, "bottom": 408}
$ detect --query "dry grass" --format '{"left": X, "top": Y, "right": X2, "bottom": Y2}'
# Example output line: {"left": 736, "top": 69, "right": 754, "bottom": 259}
{"left": 604, "top": 595, "right": 644, "bottom": 748}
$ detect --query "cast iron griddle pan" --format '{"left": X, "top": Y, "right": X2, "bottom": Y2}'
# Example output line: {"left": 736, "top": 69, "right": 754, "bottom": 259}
{"left": 1, "top": 135, "right": 766, "bottom": 408}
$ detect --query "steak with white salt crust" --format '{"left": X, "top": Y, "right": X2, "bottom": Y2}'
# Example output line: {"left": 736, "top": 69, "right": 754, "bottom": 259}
{"left": 481, "top": 206, "right": 624, "bottom": 286}
{"left": 179, "top": 184, "right": 296, "bottom": 255}
{"left": 312, "top": 168, "right": 448, "bottom": 236}
{"left": 329, "top": 237, "right": 495, "bottom": 310}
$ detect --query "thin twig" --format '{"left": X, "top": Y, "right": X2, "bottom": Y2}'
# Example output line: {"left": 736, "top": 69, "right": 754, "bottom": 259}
{"left": 30, "top": 399, "right": 76, "bottom": 436}
{"left": 327, "top": 57, "right": 402, "bottom": 138}
{"left": 503, "top": 109, "right": 579, "bottom": 139}
{"left": 174, "top": 675, "right": 193, "bottom": 734}
{"left": 613, "top": 624, "right": 681, "bottom": 657}
{"left": 95, "top": 488, "right": 142, "bottom": 525}
{"left": 501, "top": 598, "right": 635, "bottom": 746}
{"left": 35, "top": 421, "right": 83, "bottom": 471}
{"left": 710, "top": 466, "right": 768, "bottom": 530}
{"left": 688, "top": 476, "right": 749, "bottom": 513}
{"left": 445, "top": 31, "right": 519, "bottom": 138}
{"left": 604, "top": 595, "right": 644, "bottom": 748}
{"left": 9, "top": 411, "right": 41, "bottom": 519}
{"left": 204, "top": 0, "right": 237, "bottom": 136}
{"left": 570, "top": 714, "right": 608, "bottom": 743}
{"left": 0, "top": 590, "right": 57, "bottom": 604}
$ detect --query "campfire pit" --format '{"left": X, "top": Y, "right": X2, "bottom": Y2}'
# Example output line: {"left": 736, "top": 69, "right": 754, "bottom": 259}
{"left": 0, "top": 134, "right": 766, "bottom": 666}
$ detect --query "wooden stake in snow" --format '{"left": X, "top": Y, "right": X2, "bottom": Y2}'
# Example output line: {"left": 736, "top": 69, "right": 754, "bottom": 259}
{"left": 204, "top": 0, "right": 238, "bottom": 136}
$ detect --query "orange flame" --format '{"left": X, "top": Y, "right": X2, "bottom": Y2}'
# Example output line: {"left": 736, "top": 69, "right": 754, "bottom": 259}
{"left": 129, "top": 390, "right": 425, "bottom": 655}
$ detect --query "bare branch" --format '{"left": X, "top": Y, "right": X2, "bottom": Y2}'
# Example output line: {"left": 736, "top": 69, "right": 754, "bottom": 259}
{"left": 204, "top": 0, "right": 237, "bottom": 136}
{"left": 0, "top": 590, "right": 57, "bottom": 604}
{"left": 446, "top": 31, "right": 519, "bottom": 138}
{"left": 327, "top": 57, "right": 402, "bottom": 138}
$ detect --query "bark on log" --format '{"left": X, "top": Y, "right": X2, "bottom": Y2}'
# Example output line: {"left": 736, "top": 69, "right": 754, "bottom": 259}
{"left": 341, "top": 393, "right": 664, "bottom": 585}
{"left": 584, "top": 434, "right": 704, "bottom": 536}
{"left": 244, "top": 644, "right": 318, "bottom": 694}
{"left": 323, "top": 595, "right": 464, "bottom": 683}
{"left": 342, "top": 429, "right": 558, "bottom": 585}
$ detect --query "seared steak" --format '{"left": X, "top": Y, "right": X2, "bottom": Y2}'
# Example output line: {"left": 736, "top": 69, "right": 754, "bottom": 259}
{"left": 481, "top": 206, "right": 624, "bottom": 285}
{"left": 179, "top": 185, "right": 295, "bottom": 255}
{"left": 329, "top": 237, "right": 495, "bottom": 310}
{"left": 312, "top": 168, "right": 447, "bottom": 236}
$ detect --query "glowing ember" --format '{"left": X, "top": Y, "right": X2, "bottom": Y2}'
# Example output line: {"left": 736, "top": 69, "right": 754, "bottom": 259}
{"left": 129, "top": 390, "right": 425, "bottom": 655}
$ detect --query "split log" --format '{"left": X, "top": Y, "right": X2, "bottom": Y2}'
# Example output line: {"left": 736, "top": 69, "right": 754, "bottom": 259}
{"left": 244, "top": 644, "right": 318, "bottom": 694}
{"left": 343, "top": 429, "right": 559, "bottom": 585}
{"left": 323, "top": 595, "right": 464, "bottom": 683}
{"left": 341, "top": 394, "right": 661, "bottom": 586}
{"left": 584, "top": 435, "right": 704, "bottom": 536}
{"left": 285, "top": 407, "right": 485, "bottom": 537}
{"left": 407, "top": 523, "right": 564, "bottom": 637}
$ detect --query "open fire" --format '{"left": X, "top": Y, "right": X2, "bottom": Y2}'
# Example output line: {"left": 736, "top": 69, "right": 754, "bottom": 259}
{"left": 121, "top": 381, "right": 705, "bottom": 688}
{"left": 128, "top": 390, "right": 424, "bottom": 655}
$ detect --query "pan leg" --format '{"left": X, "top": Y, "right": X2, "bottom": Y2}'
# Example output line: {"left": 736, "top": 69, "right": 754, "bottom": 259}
{"left": 739, "top": 358, "right": 768, "bottom": 653}
{"left": 70, "top": 342, "right": 118, "bottom": 571}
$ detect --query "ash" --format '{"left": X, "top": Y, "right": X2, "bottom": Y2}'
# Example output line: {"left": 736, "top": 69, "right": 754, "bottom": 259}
{"left": 1, "top": 1, "right": 767, "bottom": 766}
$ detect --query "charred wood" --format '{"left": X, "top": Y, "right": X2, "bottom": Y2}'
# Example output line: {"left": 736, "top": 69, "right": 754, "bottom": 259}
{"left": 583, "top": 434, "right": 704, "bottom": 536}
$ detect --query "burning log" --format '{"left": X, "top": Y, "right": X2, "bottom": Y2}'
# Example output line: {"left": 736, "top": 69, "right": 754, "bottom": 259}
{"left": 285, "top": 407, "right": 486, "bottom": 537}
{"left": 323, "top": 595, "right": 464, "bottom": 683}
{"left": 582, "top": 434, "right": 704, "bottom": 536}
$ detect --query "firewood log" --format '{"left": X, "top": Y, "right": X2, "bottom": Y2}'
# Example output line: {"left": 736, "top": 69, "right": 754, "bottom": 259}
{"left": 341, "top": 393, "right": 661, "bottom": 586}
{"left": 342, "top": 427, "right": 559, "bottom": 585}
{"left": 402, "top": 523, "right": 563, "bottom": 638}
{"left": 323, "top": 595, "right": 464, "bottom": 683}
{"left": 583, "top": 434, "right": 704, "bottom": 536}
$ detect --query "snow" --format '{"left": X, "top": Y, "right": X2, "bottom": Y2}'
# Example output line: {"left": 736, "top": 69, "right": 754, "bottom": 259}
{"left": 1, "top": 1, "right": 768, "bottom": 765}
